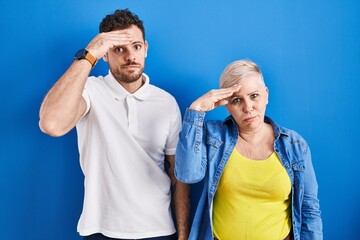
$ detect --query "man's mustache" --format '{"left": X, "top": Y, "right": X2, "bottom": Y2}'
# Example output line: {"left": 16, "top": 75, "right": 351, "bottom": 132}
{"left": 122, "top": 62, "right": 141, "bottom": 67}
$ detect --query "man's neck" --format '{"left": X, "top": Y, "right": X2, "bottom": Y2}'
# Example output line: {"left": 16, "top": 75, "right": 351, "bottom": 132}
{"left": 118, "top": 76, "right": 145, "bottom": 94}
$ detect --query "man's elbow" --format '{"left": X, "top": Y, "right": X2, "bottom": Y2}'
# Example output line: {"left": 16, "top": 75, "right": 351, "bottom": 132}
{"left": 39, "top": 118, "right": 68, "bottom": 137}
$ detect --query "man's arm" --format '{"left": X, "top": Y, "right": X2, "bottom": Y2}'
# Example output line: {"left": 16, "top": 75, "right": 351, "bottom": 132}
{"left": 165, "top": 155, "right": 190, "bottom": 240}
{"left": 39, "top": 30, "right": 134, "bottom": 136}
{"left": 39, "top": 60, "right": 91, "bottom": 136}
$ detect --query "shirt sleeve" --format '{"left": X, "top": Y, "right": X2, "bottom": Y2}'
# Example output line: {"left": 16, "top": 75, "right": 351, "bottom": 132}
{"left": 79, "top": 81, "right": 92, "bottom": 120}
{"left": 165, "top": 99, "right": 182, "bottom": 156}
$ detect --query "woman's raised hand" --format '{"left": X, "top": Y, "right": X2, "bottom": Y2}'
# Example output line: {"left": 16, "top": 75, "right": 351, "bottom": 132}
{"left": 189, "top": 85, "right": 241, "bottom": 112}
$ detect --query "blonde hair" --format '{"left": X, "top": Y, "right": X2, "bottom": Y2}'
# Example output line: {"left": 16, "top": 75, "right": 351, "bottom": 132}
{"left": 219, "top": 60, "right": 265, "bottom": 88}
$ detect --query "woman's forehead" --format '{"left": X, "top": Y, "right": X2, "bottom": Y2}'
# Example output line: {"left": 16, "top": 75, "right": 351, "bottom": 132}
{"left": 239, "top": 75, "right": 263, "bottom": 87}
{"left": 231, "top": 77, "right": 265, "bottom": 95}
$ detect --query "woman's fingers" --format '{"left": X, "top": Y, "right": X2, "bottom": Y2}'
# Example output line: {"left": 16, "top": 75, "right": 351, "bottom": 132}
{"left": 189, "top": 85, "right": 241, "bottom": 112}
{"left": 213, "top": 85, "right": 240, "bottom": 98}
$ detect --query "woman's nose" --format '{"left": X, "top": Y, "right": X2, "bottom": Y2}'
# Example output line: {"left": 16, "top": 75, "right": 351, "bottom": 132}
{"left": 243, "top": 100, "right": 253, "bottom": 112}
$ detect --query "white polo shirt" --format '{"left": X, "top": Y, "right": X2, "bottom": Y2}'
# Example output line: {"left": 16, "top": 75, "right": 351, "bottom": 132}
{"left": 76, "top": 71, "right": 181, "bottom": 239}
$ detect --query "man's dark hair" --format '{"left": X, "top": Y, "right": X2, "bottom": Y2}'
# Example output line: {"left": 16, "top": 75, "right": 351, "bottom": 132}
{"left": 99, "top": 9, "right": 145, "bottom": 40}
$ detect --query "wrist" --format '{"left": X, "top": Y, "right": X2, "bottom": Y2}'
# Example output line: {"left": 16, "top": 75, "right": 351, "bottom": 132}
{"left": 189, "top": 103, "right": 202, "bottom": 111}
{"left": 177, "top": 230, "right": 189, "bottom": 240}
{"left": 74, "top": 49, "right": 97, "bottom": 67}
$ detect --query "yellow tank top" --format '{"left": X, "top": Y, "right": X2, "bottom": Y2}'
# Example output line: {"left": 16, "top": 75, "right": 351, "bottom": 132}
{"left": 213, "top": 149, "right": 292, "bottom": 240}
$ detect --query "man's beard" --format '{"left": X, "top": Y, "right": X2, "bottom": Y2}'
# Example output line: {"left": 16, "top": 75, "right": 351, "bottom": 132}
{"left": 110, "top": 62, "right": 144, "bottom": 84}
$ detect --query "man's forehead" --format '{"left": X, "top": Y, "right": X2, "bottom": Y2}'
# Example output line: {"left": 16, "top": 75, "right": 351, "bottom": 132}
{"left": 127, "top": 25, "right": 144, "bottom": 38}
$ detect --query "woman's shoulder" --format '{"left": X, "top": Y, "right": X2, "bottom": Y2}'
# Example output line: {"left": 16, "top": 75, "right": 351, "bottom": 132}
{"left": 204, "top": 117, "right": 237, "bottom": 139}
{"left": 205, "top": 117, "right": 232, "bottom": 129}
{"left": 266, "top": 117, "right": 308, "bottom": 145}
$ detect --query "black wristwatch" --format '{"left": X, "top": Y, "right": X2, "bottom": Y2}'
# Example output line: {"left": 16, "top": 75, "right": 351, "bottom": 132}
{"left": 74, "top": 49, "right": 97, "bottom": 67}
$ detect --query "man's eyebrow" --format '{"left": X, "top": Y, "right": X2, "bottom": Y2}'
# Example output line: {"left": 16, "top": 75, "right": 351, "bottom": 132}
{"left": 113, "top": 41, "right": 144, "bottom": 48}
{"left": 131, "top": 41, "right": 144, "bottom": 45}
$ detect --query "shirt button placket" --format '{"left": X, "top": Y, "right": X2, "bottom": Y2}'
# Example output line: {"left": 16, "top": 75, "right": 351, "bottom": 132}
{"left": 126, "top": 95, "right": 137, "bottom": 134}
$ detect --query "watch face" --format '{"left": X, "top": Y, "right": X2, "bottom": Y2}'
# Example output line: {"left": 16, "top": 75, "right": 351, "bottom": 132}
{"left": 74, "top": 49, "right": 87, "bottom": 59}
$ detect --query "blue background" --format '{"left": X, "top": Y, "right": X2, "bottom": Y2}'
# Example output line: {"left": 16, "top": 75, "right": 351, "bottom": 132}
{"left": 1, "top": 0, "right": 359, "bottom": 239}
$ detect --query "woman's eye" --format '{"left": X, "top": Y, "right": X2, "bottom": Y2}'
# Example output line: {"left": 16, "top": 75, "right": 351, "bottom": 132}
{"left": 250, "top": 93, "right": 259, "bottom": 99}
{"left": 232, "top": 98, "right": 241, "bottom": 104}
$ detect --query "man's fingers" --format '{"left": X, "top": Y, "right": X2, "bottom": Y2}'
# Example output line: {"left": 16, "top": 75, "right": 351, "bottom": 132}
{"left": 106, "top": 31, "right": 134, "bottom": 41}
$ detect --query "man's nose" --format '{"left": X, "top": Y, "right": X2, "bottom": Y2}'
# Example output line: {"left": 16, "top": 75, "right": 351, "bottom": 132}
{"left": 125, "top": 49, "right": 136, "bottom": 62}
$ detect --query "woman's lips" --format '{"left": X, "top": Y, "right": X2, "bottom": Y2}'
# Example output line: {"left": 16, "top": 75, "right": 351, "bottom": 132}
{"left": 244, "top": 116, "right": 257, "bottom": 122}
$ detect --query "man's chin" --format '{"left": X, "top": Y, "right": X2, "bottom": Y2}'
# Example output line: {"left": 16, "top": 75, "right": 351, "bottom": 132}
{"left": 111, "top": 70, "right": 143, "bottom": 83}
{"left": 119, "top": 74, "right": 143, "bottom": 83}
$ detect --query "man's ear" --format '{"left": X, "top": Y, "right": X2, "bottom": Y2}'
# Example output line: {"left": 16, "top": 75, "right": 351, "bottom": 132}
{"left": 265, "top": 87, "right": 269, "bottom": 105}
{"left": 103, "top": 53, "right": 109, "bottom": 62}
{"left": 144, "top": 40, "right": 149, "bottom": 58}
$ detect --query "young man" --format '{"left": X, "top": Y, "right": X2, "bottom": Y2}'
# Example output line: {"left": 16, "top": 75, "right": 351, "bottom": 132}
{"left": 39, "top": 9, "right": 189, "bottom": 240}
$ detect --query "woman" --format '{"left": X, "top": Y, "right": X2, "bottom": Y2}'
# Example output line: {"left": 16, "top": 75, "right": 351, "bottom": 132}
{"left": 174, "top": 60, "right": 322, "bottom": 240}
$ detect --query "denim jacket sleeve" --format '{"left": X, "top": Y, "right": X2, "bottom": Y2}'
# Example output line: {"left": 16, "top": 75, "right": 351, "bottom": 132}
{"left": 175, "top": 109, "right": 207, "bottom": 183}
{"left": 300, "top": 145, "right": 323, "bottom": 240}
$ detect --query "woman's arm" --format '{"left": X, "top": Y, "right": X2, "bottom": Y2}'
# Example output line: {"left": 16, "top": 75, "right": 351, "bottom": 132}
{"left": 175, "top": 109, "right": 207, "bottom": 183}
{"left": 175, "top": 85, "right": 240, "bottom": 183}
{"left": 301, "top": 146, "right": 323, "bottom": 239}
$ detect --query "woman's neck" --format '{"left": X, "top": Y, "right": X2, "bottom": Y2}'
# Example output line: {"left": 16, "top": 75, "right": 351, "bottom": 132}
{"left": 238, "top": 123, "right": 268, "bottom": 145}
{"left": 236, "top": 123, "right": 275, "bottom": 160}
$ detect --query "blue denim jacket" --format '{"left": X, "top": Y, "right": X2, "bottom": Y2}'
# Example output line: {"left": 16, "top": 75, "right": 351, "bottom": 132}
{"left": 175, "top": 109, "right": 322, "bottom": 240}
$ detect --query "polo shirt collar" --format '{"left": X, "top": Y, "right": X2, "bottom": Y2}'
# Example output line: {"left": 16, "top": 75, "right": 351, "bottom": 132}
{"left": 105, "top": 70, "right": 151, "bottom": 101}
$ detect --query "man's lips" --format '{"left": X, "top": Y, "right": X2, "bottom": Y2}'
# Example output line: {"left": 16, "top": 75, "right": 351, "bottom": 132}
{"left": 121, "top": 65, "right": 141, "bottom": 73}
{"left": 121, "top": 64, "right": 140, "bottom": 69}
